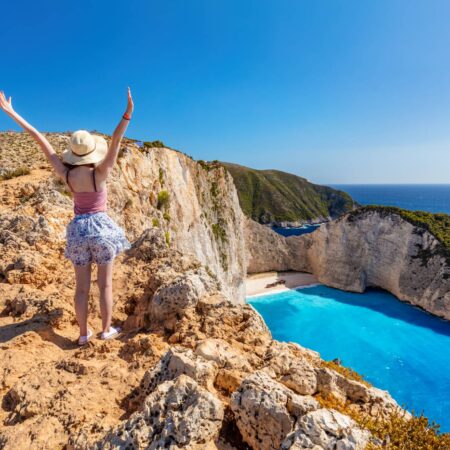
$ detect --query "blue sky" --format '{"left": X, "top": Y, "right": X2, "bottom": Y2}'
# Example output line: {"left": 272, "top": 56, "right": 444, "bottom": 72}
{"left": 1, "top": 0, "right": 450, "bottom": 184}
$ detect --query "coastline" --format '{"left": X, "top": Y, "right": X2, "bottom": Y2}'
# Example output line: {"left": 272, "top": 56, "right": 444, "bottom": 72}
{"left": 245, "top": 271, "right": 319, "bottom": 298}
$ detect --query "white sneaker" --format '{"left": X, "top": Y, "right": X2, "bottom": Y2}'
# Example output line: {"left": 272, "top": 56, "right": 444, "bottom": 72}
{"left": 101, "top": 326, "right": 121, "bottom": 340}
{"left": 78, "top": 329, "right": 93, "bottom": 346}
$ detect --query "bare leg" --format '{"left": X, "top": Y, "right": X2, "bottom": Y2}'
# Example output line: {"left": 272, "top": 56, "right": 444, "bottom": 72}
{"left": 97, "top": 262, "right": 114, "bottom": 333}
{"left": 74, "top": 263, "right": 92, "bottom": 337}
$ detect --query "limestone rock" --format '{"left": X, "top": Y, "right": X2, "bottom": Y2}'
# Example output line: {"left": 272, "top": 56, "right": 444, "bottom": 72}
{"left": 264, "top": 341, "right": 318, "bottom": 395}
{"left": 171, "top": 298, "right": 272, "bottom": 349}
{"left": 138, "top": 348, "right": 218, "bottom": 400}
{"left": 98, "top": 375, "right": 224, "bottom": 449}
{"left": 281, "top": 409, "right": 370, "bottom": 450}
{"left": 230, "top": 371, "right": 319, "bottom": 450}
{"left": 150, "top": 268, "right": 218, "bottom": 330}
{"left": 244, "top": 209, "right": 450, "bottom": 320}
{"left": 315, "top": 367, "right": 398, "bottom": 416}
{"left": 112, "top": 144, "right": 248, "bottom": 303}
{"left": 128, "top": 227, "right": 170, "bottom": 262}
{"left": 195, "top": 338, "right": 252, "bottom": 372}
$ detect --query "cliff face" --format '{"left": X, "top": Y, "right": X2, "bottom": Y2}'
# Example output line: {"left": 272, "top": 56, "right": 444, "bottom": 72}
{"left": 245, "top": 209, "right": 450, "bottom": 320}
{"left": 0, "top": 132, "right": 247, "bottom": 303}
{"left": 113, "top": 145, "right": 247, "bottom": 303}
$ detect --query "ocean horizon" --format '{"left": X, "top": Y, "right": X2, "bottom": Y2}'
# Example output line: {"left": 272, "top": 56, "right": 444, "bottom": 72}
{"left": 331, "top": 183, "right": 450, "bottom": 215}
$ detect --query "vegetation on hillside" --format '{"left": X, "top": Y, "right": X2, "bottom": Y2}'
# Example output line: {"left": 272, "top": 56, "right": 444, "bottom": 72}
{"left": 220, "top": 162, "right": 355, "bottom": 224}
{"left": 157, "top": 190, "right": 170, "bottom": 210}
{"left": 143, "top": 140, "right": 166, "bottom": 149}
{"left": 347, "top": 206, "right": 450, "bottom": 254}
{"left": 0, "top": 167, "right": 30, "bottom": 181}
{"left": 316, "top": 393, "right": 450, "bottom": 449}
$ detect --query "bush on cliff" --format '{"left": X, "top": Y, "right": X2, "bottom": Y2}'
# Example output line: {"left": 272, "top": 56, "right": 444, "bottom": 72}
{"left": 157, "top": 190, "right": 170, "bottom": 210}
{"left": 317, "top": 393, "right": 450, "bottom": 449}
{"left": 143, "top": 140, "right": 165, "bottom": 149}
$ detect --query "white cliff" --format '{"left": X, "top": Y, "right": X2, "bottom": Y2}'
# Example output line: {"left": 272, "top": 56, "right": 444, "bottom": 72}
{"left": 244, "top": 209, "right": 450, "bottom": 320}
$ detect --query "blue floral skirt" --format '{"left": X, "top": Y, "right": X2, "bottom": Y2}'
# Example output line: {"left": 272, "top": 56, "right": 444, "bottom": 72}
{"left": 65, "top": 212, "right": 131, "bottom": 266}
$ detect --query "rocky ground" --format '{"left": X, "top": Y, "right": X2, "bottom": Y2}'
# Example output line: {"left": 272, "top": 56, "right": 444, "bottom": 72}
{"left": 0, "top": 132, "right": 421, "bottom": 449}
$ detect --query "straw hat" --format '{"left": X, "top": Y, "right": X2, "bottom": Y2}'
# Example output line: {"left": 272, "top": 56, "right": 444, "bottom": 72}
{"left": 62, "top": 130, "right": 108, "bottom": 165}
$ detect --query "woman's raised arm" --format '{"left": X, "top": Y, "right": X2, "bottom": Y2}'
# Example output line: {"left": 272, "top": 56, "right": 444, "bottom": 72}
{"left": 97, "top": 87, "right": 134, "bottom": 176}
{"left": 0, "top": 91, "right": 67, "bottom": 178}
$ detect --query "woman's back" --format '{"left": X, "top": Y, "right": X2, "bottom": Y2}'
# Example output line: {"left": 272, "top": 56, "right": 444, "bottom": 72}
{"left": 66, "top": 165, "right": 107, "bottom": 193}
{"left": 66, "top": 166, "right": 108, "bottom": 215}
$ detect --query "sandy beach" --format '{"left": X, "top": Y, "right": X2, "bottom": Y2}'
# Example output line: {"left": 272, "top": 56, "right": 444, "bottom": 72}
{"left": 245, "top": 271, "right": 319, "bottom": 297}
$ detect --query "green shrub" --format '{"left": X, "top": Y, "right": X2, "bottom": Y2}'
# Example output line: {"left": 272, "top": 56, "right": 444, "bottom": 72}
{"left": 210, "top": 181, "right": 219, "bottom": 198}
{"left": 0, "top": 167, "right": 30, "bottom": 181}
{"left": 163, "top": 212, "right": 171, "bottom": 222}
{"left": 157, "top": 190, "right": 170, "bottom": 210}
{"left": 152, "top": 218, "right": 160, "bottom": 227}
{"left": 143, "top": 140, "right": 165, "bottom": 149}
{"left": 159, "top": 168, "right": 164, "bottom": 185}
{"left": 212, "top": 223, "right": 227, "bottom": 243}
{"left": 198, "top": 160, "right": 222, "bottom": 172}
{"left": 164, "top": 231, "right": 170, "bottom": 246}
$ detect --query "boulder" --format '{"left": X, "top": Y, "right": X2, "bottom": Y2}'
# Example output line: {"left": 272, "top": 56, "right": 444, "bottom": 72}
{"left": 98, "top": 375, "right": 224, "bottom": 449}
{"left": 230, "top": 371, "right": 319, "bottom": 450}
{"left": 138, "top": 348, "right": 218, "bottom": 402}
{"left": 264, "top": 341, "right": 318, "bottom": 395}
{"left": 281, "top": 409, "right": 370, "bottom": 450}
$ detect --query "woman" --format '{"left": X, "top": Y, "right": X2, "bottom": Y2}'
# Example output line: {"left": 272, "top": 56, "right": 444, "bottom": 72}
{"left": 0, "top": 88, "right": 134, "bottom": 345}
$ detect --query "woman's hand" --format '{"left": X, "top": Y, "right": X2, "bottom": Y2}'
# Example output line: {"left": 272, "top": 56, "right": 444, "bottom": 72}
{"left": 0, "top": 91, "right": 14, "bottom": 114}
{"left": 126, "top": 87, "right": 134, "bottom": 116}
{"left": 0, "top": 90, "right": 66, "bottom": 177}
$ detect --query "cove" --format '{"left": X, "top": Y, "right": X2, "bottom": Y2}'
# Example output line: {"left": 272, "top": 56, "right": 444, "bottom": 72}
{"left": 248, "top": 285, "right": 450, "bottom": 432}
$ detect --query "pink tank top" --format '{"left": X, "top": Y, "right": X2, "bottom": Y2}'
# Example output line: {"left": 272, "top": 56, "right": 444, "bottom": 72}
{"left": 66, "top": 168, "right": 108, "bottom": 215}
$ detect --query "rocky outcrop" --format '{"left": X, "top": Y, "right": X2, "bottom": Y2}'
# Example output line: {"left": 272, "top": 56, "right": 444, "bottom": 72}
{"left": 97, "top": 375, "right": 224, "bottom": 450}
{"left": 245, "top": 209, "right": 450, "bottom": 320}
{"left": 0, "top": 131, "right": 247, "bottom": 303}
{"left": 230, "top": 371, "right": 370, "bottom": 450}
{"left": 281, "top": 409, "right": 370, "bottom": 450}
{"left": 230, "top": 371, "right": 320, "bottom": 450}
{"left": 113, "top": 143, "right": 247, "bottom": 303}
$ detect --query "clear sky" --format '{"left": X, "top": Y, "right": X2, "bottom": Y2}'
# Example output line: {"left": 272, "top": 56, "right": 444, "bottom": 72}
{"left": 1, "top": 0, "right": 450, "bottom": 184}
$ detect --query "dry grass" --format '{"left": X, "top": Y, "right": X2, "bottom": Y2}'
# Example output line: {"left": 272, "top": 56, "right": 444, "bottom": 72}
{"left": 321, "top": 360, "right": 372, "bottom": 387}
{"left": 0, "top": 167, "right": 30, "bottom": 181}
{"left": 316, "top": 393, "right": 450, "bottom": 449}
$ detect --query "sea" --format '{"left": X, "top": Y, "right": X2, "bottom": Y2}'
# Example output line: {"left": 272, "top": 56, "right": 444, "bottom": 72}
{"left": 273, "top": 184, "right": 450, "bottom": 237}
{"left": 258, "top": 184, "right": 450, "bottom": 431}
{"left": 333, "top": 184, "right": 450, "bottom": 215}
{"left": 249, "top": 286, "right": 450, "bottom": 432}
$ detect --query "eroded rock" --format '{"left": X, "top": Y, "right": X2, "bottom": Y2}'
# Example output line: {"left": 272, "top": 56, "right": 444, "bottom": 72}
{"left": 98, "top": 375, "right": 224, "bottom": 449}
{"left": 281, "top": 408, "right": 370, "bottom": 450}
{"left": 230, "top": 371, "right": 319, "bottom": 450}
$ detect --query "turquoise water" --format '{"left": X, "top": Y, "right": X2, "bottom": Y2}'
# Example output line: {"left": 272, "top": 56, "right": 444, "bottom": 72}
{"left": 248, "top": 285, "right": 450, "bottom": 432}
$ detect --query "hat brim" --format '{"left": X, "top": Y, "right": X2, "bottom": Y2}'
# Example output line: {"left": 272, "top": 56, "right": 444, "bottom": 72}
{"left": 62, "top": 135, "right": 108, "bottom": 165}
